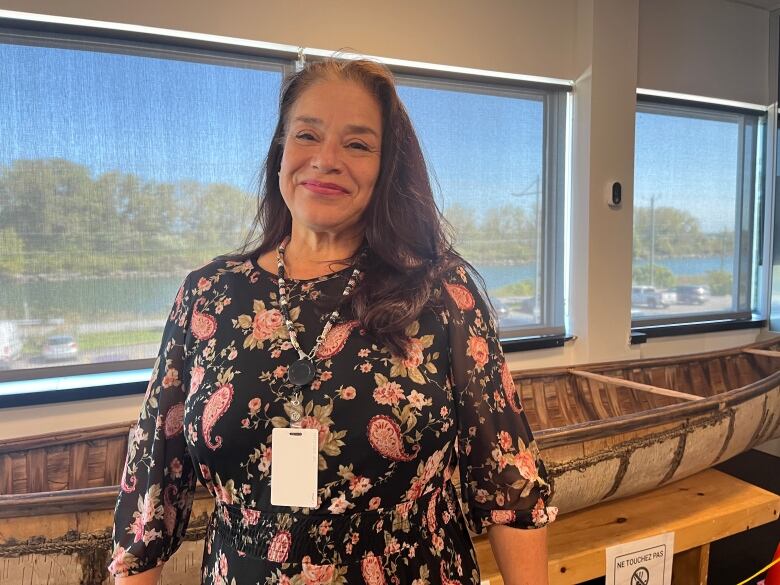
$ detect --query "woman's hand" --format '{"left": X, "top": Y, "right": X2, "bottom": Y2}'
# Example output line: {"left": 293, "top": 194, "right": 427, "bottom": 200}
{"left": 114, "top": 565, "right": 163, "bottom": 585}
{"left": 487, "top": 524, "right": 549, "bottom": 585}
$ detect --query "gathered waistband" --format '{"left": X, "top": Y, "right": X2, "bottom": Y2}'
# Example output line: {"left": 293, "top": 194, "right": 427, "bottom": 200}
{"left": 210, "top": 481, "right": 463, "bottom": 566}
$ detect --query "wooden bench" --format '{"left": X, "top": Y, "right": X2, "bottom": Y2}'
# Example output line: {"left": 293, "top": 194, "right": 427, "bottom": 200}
{"left": 475, "top": 468, "right": 780, "bottom": 584}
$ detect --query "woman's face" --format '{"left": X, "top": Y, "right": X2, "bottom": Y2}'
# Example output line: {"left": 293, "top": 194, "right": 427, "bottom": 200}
{"left": 279, "top": 78, "right": 383, "bottom": 237}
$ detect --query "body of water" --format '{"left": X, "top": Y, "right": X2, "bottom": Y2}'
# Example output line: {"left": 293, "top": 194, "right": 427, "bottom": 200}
{"left": 476, "top": 255, "right": 733, "bottom": 292}
{"left": 0, "top": 255, "right": 735, "bottom": 322}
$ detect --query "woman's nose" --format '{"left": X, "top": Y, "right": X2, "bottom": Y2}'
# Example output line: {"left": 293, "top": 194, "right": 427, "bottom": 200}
{"left": 311, "top": 140, "right": 342, "bottom": 172}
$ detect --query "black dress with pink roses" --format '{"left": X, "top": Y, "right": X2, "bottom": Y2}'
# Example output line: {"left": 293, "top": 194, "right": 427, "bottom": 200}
{"left": 109, "top": 255, "right": 557, "bottom": 584}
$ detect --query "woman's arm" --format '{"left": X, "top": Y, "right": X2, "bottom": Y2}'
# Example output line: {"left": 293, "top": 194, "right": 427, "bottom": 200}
{"left": 109, "top": 275, "right": 198, "bottom": 579}
{"left": 114, "top": 565, "right": 163, "bottom": 585}
{"left": 488, "top": 525, "right": 549, "bottom": 585}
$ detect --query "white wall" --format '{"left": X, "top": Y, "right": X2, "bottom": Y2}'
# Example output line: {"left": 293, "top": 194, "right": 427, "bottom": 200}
{"left": 638, "top": 0, "right": 770, "bottom": 104}
{"left": 0, "top": 0, "right": 775, "bottom": 444}
{"left": 0, "top": 0, "right": 578, "bottom": 80}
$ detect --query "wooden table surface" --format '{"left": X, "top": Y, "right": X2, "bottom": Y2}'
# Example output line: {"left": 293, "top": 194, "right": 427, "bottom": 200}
{"left": 474, "top": 468, "right": 780, "bottom": 584}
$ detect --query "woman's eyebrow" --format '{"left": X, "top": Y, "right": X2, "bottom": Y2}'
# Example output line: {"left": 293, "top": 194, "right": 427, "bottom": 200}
{"left": 293, "top": 116, "right": 379, "bottom": 138}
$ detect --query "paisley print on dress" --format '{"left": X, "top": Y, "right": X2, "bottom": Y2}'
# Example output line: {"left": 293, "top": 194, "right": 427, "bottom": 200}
{"left": 191, "top": 297, "right": 217, "bottom": 341}
{"left": 444, "top": 282, "right": 475, "bottom": 311}
{"left": 500, "top": 361, "right": 523, "bottom": 414}
{"left": 172, "top": 283, "right": 184, "bottom": 316}
{"left": 202, "top": 383, "right": 234, "bottom": 451}
{"left": 301, "top": 556, "right": 334, "bottom": 584}
{"left": 426, "top": 488, "right": 440, "bottom": 533}
{"left": 163, "top": 484, "right": 178, "bottom": 536}
{"left": 119, "top": 454, "right": 137, "bottom": 494}
{"left": 164, "top": 402, "right": 185, "bottom": 438}
{"left": 316, "top": 320, "right": 359, "bottom": 358}
{"left": 490, "top": 509, "right": 516, "bottom": 525}
{"left": 189, "top": 365, "right": 205, "bottom": 396}
{"left": 366, "top": 415, "right": 419, "bottom": 461}
{"left": 440, "top": 562, "right": 463, "bottom": 585}
{"left": 267, "top": 530, "right": 292, "bottom": 563}
{"left": 360, "top": 553, "right": 387, "bottom": 585}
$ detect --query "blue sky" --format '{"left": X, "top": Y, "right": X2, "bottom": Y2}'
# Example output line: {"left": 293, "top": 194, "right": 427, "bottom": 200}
{"left": 634, "top": 110, "right": 740, "bottom": 232}
{"left": 0, "top": 41, "right": 742, "bottom": 232}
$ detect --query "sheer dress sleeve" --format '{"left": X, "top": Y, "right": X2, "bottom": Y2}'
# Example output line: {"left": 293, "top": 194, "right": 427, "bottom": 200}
{"left": 442, "top": 265, "right": 557, "bottom": 534}
{"left": 108, "top": 273, "right": 198, "bottom": 577}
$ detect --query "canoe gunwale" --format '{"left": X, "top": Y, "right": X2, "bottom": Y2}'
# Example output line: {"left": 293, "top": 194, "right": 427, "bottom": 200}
{"left": 0, "top": 483, "right": 214, "bottom": 518}
{"left": 0, "top": 514, "right": 211, "bottom": 558}
{"left": 0, "top": 421, "right": 134, "bottom": 455}
{"left": 536, "top": 362, "right": 780, "bottom": 448}
{"left": 513, "top": 336, "right": 780, "bottom": 379}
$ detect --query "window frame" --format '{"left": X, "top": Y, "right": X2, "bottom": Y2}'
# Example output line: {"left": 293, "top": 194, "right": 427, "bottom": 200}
{"left": 630, "top": 96, "right": 768, "bottom": 330}
{"left": 390, "top": 72, "right": 569, "bottom": 340}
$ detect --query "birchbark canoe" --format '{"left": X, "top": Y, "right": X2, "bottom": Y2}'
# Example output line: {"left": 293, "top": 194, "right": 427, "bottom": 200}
{"left": 1, "top": 337, "right": 778, "bottom": 583}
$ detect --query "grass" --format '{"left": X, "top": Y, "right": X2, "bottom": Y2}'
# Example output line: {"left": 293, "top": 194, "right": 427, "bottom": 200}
{"left": 76, "top": 329, "right": 162, "bottom": 351}
{"left": 492, "top": 280, "right": 535, "bottom": 297}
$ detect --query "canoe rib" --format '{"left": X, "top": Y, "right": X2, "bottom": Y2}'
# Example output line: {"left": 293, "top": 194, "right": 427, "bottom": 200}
{"left": 568, "top": 369, "right": 703, "bottom": 401}
{"left": 743, "top": 348, "right": 780, "bottom": 358}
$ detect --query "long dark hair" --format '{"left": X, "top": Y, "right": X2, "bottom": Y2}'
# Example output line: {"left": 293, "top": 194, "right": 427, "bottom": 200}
{"left": 234, "top": 58, "right": 482, "bottom": 357}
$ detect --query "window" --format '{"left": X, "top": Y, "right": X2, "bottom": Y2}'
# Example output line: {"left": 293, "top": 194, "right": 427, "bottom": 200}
{"left": 632, "top": 99, "right": 765, "bottom": 327}
{"left": 772, "top": 118, "right": 780, "bottom": 330}
{"left": 396, "top": 75, "right": 568, "bottom": 339}
{"left": 0, "top": 27, "right": 285, "bottom": 385}
{"left": 0, "top": 21, "right": 570, "bottom": 404}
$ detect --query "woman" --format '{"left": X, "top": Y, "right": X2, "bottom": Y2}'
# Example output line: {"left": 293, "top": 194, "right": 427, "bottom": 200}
{"left": 110, "top": 58, "right": 557, "bottom": 585}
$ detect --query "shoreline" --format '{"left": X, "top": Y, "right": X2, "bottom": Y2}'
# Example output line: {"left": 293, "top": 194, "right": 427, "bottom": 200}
{"left": 0, "top": 254, "right": 733, "bottom": 283}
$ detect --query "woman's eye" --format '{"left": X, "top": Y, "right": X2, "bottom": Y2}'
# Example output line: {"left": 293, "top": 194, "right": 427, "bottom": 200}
{"left": 347, "top": 142, "right": 369, "bottom": 151}
{"left": 296, "top": 132, "right": 316, "bottom": 141}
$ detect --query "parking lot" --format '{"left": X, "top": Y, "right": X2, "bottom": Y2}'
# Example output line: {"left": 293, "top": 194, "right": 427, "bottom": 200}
{"left": 494, "top": 293, "right": 735, "bottom": 332}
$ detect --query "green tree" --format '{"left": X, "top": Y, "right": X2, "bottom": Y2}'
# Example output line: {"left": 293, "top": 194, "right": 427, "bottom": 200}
{"left": 0, "top": 158, "right": 120, "bottom": 273}
{"left": 443, "top": 203, "right": 478, "bottom": 245}
{"left": 706, "top": 270, "right": 732, "bottom": 296}
{"left": 493, "top": 280, "right": 535, "bottom": 296}
{"left": 445, "top": 203, "right": 535, "bottom": 263}
{"left": 179, "top": 181, "right": 254, "bottom": 263}
{"left": 0, "top": 227, "right": 25, "bottom": 275}
{"left": 633, "top": 206, "right": 707, "bottom": 260}
{"left": 633, "top": 264, "right": 675, "bottom": 288}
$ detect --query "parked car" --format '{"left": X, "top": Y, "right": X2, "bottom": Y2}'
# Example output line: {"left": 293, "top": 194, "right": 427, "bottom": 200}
{"left": 41, "top": 335, "right": 79, "bottom": 362}
{"left": 631, "top": 285, "right": 674, "bottom": 308}
{"left": 673, "top": 285, "right": 710, "bottom": 305}
{"left": 490, "top": 297, "right": 511, "bottom": 319}
{"left": 0, "top": 321, "right": 23, "bottom": 369}
{"left": 518, "top": 296, "right": 536, "bottom": 314}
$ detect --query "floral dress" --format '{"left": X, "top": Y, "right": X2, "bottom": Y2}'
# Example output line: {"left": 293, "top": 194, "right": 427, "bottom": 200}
{"left": 109, "top": 255, "right": 557, "bottom": 585}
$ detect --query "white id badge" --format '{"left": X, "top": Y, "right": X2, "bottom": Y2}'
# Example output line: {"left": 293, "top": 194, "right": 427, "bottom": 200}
{"left": 270, "top": 427, "right": 319, "bottom": 508}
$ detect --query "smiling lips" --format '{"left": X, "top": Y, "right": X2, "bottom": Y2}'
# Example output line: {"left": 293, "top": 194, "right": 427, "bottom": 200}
{"left": 301, "top": 180, "right": 349, "bottom": 195}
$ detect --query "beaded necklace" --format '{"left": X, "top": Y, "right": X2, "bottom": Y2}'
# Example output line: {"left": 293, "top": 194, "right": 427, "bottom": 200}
{"left": 276, "top": 236, "right": 364, "bottom": 423}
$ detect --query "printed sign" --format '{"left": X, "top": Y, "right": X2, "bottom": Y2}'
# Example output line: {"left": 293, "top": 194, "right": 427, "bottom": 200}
{"left": 606, "top": 532, "right": 674, "bottom": 585}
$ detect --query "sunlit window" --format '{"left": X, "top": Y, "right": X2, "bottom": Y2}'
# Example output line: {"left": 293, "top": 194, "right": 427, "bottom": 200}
{"left": 0, "top": 31, "right": 283, "bottom": 378}
{"left": 632, "top": 100, "right": 764, "bottom": 326}
{"left": 397, "top": 76, "right": 568, "bottom": 339}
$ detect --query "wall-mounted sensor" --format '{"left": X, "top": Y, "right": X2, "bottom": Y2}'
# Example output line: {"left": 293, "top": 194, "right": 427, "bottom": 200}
{"left": 608, "top": 181, "right": 622, "bottom": 209}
